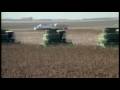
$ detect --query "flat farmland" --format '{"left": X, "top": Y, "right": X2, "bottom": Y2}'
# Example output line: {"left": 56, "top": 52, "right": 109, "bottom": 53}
{"left": 11, "top": 29, "right": 101, "bottom": 46}
{"left": 2, "top": 21, "right": 103, "bottom": 45}
{"left": 1, "top": 21, "right": 119, "bottom": 78}
{"left": 1, "top": 44, "right": 119, "bottom": 78}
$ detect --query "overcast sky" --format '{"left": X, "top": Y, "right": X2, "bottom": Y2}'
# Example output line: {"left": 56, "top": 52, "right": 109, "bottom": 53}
{"left": 1, "top": 12, "right": 119, "bottom": 19}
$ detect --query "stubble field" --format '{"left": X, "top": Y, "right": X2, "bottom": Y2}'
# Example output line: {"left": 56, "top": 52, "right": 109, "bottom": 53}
{"left": 1, "top": 21, "right": 119, "bottom": 78}
{"left": 1, "top": 43, "right": 119, "bottom": 78}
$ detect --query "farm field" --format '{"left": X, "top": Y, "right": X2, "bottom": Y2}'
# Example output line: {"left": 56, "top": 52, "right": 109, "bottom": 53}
{"left": 1, "top": 43, "right": 119, "bottom": 78}
{"left": 1, "top": 21, "right": 119, "bottom": 78}
{"left": 2, "top": 21, "right": 102, "bottom": 45}
{"left": 11, "top": 29, "right": 101, "bottom": 45}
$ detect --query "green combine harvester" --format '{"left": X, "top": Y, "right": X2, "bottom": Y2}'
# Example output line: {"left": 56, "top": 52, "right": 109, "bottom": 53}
{"left": 1, "top": 29, "right": 15, "bottom": 43}
{"left": 43, "top": 28, "right": 72, "bottom": 46}
{"left": 98, "top": 28, "right": 119, "bottom": 48}
{"left": 43, "top": 29, "right": 66, "bottom": 46}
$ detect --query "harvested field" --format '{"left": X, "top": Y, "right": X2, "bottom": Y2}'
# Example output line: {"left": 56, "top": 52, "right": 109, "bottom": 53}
{"left": 1, "top": 44, "right": 119, "bottom": 78}
{"left": 1, "top": 20, "right": 112, "bottom": 45}
{"left": 10, "top": 29, "right": 101, "bottom": 46}
{"left": 1, "top": 21, "right": 119, "bottom": 78}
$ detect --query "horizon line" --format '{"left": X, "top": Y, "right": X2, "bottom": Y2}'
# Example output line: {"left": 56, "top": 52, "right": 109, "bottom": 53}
{"left": 2, "top": 17, "right": 118, "bottom": 20}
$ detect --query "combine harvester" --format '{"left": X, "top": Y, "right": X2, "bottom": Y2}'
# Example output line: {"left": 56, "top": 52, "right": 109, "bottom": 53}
{"left": 34, "top": 23, "right": 72, "bottom": 46}
{"left": 1, "top": 29, "right": 15, "bottom": 43}
{"left": 98, "top": 28, "right": 119, "bottom": 48}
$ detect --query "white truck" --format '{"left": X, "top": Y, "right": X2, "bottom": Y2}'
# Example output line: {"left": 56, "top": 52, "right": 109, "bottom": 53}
{"left": 34, "top": 23, "right": 68, "bottom": 30}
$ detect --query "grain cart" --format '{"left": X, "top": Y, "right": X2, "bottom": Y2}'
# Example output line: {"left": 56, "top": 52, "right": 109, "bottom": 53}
{"left": 1, "top": 29, "right": 15, "bottom": 43}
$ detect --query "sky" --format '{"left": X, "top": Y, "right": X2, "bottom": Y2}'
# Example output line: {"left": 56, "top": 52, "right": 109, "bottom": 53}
{"left": 1, "top": 12, "right": 119, "bottom": 19}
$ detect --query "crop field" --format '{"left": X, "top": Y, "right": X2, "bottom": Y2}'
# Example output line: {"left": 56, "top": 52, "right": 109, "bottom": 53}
{"left": 1, "top": 21, "right": 119, "bottom": 78}
{"left": 1, "top": 43, "right": 119, "bottom": 78}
